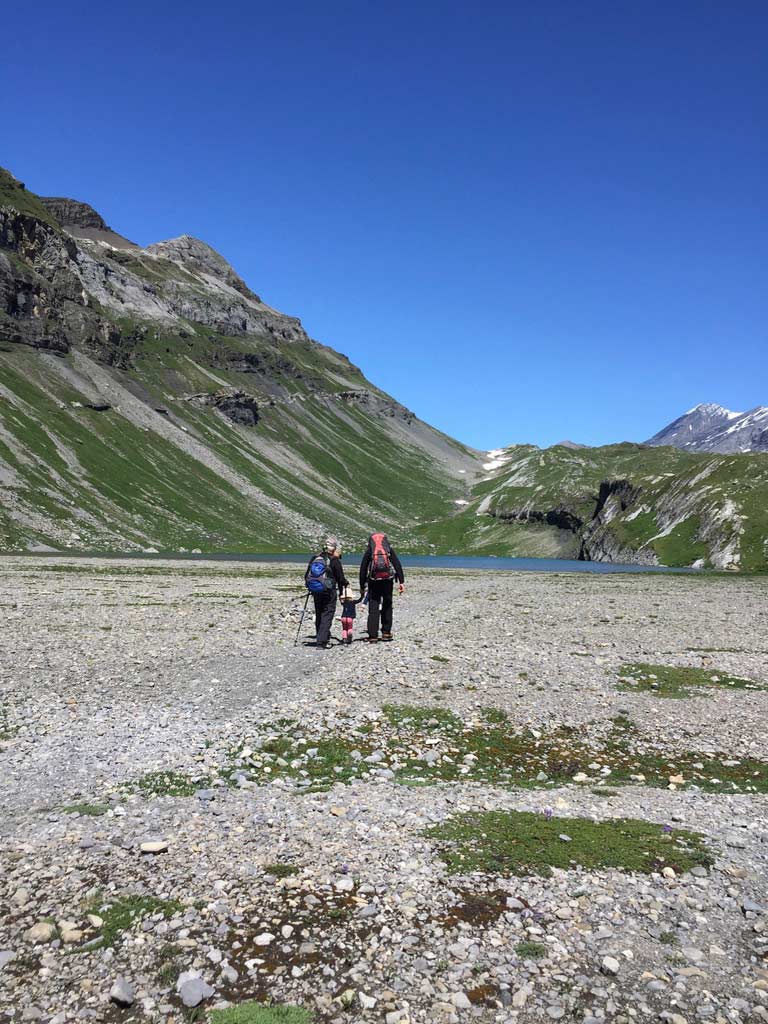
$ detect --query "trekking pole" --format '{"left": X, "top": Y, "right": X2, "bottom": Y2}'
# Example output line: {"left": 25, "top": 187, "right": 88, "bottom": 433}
{"left": 294, "top": 593, "right": 310, "bottom": 647}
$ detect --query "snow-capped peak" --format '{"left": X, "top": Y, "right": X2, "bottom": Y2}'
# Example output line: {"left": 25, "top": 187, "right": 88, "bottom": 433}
{"left": 683, "top": 402, "right": 741, "bottom": 419}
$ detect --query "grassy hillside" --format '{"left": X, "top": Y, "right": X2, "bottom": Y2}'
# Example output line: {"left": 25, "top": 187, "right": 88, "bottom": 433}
{"left": 419, "top": 443, "right": 768, "bottom": 570}
{"left": 0, "top": 168, "right": 479, "bottom": 553}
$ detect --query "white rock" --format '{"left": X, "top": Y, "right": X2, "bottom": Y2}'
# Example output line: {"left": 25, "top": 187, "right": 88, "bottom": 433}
{"left": 254, "top": 933, "right": 275, "bottom": 946}
{"left": 109, "top": 976, "right": 135, "bottom": 1007}
{"left": 24, "top": 923, "right": 55, "bottom": 944}
{"left": 140, "top": 841, "right": 168, "bottom": 854}
{"left": 601, "top": 956, "right": 620, "bottom": 975}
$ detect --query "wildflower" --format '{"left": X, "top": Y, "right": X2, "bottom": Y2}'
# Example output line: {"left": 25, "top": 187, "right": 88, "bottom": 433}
{"left": 662, "top": 824, "right": 673, "bottom": 833}
{"left": 544, "top": 807, "right": 553, "bottom": 819}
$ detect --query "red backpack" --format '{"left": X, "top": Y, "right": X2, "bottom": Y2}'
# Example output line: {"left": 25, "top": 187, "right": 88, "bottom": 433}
{"left": 367, "top": 532, "right": 394, "bottom": 580}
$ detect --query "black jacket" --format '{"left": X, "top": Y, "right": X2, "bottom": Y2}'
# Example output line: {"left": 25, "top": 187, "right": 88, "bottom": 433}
{"left": 306, "top": 553, "right": 348, "bottom": 597}
{"left": 359, "top": 545, "right": 404, "bottom": 590}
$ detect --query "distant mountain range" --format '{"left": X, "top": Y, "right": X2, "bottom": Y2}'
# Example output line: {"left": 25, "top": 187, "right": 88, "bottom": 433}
{"left": 1, "top": 166, "right": 766, "bottom": 570}
{"left": 646, "top": 403, "right": 768, "bottom": 454}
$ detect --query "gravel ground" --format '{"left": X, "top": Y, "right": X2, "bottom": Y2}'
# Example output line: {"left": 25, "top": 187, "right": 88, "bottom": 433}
{"left": 1, "top": 556, "right": 767, "bottom": 1024}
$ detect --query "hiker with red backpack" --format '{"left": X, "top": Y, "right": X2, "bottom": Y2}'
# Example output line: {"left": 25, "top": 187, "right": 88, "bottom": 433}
{"left": 359, "top": 532, "right": 405, "bottom": 643}
{"left": 304, "top": 536, "right": 348, "bottom": 648}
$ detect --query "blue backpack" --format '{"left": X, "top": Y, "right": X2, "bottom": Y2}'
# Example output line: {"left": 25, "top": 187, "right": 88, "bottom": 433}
{"left": 305, "top": 554, "right": 334, "bottom": 594}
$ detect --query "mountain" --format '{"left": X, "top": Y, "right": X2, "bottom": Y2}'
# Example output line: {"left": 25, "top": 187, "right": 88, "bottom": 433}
{"left": 1, "top": 166, "right": 766, "bottom": 570}
{"left": 0, "top": 167, "right": 479, "bottom": 553}
{"left": 647, "top": 403, "right": 768, "bottom": 453}
{"left": 419, "top": 443, "right": 768, "bottom": 570}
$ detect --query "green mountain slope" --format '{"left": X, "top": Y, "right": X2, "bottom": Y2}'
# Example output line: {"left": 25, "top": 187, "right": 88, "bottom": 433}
{"left": 1, "top": 166, "right": 766, "bottom": 569}
{"left": 0, "top": 168, "right": 479, "bottom": 553}
{"left": 420, "top": 443, "right": 768, "bottom": 570}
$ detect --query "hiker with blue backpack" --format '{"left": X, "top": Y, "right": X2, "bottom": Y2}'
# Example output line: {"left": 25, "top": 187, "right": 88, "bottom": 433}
{"left": 304, "top": 536, "right": 348, "bottom": 648}
{"left": 359, "top": 532, "right": 405, "bottom": 643}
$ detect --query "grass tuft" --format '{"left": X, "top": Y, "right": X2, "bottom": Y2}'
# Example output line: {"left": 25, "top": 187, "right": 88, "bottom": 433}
{"left": 83, "top": 895, "right": 183, "bottom": 950}
{"left": 62, "top": 803, "right": 109, "bottom": 816}
{"left": 209, "top": 1003, "right": 313, "bottom": 1023}
{"left": 515, "top": 941, "right": 547, "bottom": 959}
{"left": 618, "top": 662, "right": 764, "bottom": 698}
{"left": 425, "top": 809, "right": 714, "bottom": 877}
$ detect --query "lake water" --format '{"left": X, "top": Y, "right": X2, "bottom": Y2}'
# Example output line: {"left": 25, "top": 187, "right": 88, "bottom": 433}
{"left": 60, "top": 551, "right": 697, "bottom": 575}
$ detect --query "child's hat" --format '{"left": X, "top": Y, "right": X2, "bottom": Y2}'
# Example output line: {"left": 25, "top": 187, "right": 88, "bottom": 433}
{"left": 342, "top": 586, "right": 356, "bottom": 600}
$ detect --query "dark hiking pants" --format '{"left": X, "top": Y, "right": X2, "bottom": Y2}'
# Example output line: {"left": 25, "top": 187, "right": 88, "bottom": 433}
{"left": 313, "top": 591, "right": 337, "bottom": 646}
{"left": 367, "top": 578, "right": 394, "bottom": 637}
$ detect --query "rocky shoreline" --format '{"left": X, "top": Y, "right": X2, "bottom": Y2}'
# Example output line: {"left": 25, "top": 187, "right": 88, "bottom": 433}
{"left": 1, "top": 557, "right": 767, "bottom": 1024}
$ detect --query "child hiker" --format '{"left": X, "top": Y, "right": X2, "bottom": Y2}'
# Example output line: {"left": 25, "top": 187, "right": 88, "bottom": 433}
{"left": 340, "top": 586, "right": 365, "bottom": 645}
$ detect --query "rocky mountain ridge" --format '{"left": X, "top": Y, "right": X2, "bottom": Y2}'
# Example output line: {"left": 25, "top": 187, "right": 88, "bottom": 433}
{"left": 647, "top": 403, "right": 768, "bottom": 454}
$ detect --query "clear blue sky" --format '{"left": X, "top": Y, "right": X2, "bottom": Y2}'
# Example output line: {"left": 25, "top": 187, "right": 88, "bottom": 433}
{"left": 4, "top": 1, "right": 766, "bottom": 449}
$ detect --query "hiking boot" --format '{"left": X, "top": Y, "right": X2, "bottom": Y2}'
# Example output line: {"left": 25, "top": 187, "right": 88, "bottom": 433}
{"left": 381, "top": 632, "right": 393, "bottom": 641}
{"left": 366, "top": 636, "right": 379, "bottom": 643}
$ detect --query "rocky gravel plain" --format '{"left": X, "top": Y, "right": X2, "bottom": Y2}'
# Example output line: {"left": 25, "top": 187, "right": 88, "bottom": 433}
{"left": 1, "top": 556, "right": 767, "bottom": 1024}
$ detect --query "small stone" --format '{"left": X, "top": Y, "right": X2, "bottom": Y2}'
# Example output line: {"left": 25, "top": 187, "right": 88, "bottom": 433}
{"left": 451, "top": 992, "right": 471, "bottom": 1009}
{"left": 601, "top": 956, "right": 620, "bottom": 975}
{"left": 330, "top": 806, "right": 347, "bottom": 816}
{"left": 24, "top": 922, "right": 55, "bottom": 944}
{"left": 512, "top": 987, "right": 530, "bottom": 1007}
{"left": 547, "top": 1008, "right": 566, "bottom": 1021}
{"left": 86, "top": 914, "right": 103, "bottom": 928}
{"left": 61, "top": 929, "right": 84, "bottom": 944}
{"left": 334, "top": 876, "right": 354, "bottom": 892}
{"left": 555, "top": 907, "right": 573, "bottom": 920}
{"left": 140, "top": 841, "right": 168, "bottom": 854}
{"left": 668, "top": 775, "right": 685, "bottom": 785}
{"left": 359, "top": 992, "right": 377, "bottom": 1009}
{"left": 0, "top": 950, "right": 16, "bottom": 970}
{"left": 220, "top": 964, "right": 238, "bottom": 984}
{"left": 743, "top": 898, "right": 766, "bottom": 915}
{"left": 662, "top": 867, "right": 676, "bottom": 879}
{"left": 682, "top": 947, "right": 704, "bottom": 962}
{"left": 254, "top": 933, "right": 275, "bottom": 946}
{"left": 109, "top": 977, "right": 135, "bottom": 1007}
{"left": 558, "top": 834, "right": 572, "bottom": 843}
{"left": 176, "top": 973, "right": 214, "bottom": 1007}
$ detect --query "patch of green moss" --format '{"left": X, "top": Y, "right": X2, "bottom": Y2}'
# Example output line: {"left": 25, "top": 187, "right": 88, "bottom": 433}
{"left": 382, "top": 704, "right": 461, "bottom": 730}
{"left": 62, "top": 803, "right": 109, "bottom": 816}
{"left": 426, "top": 810, "right": 714, "bottom": 877}
{"left": 209, "top": 1004, "right": 313, "bottom": 1024}
{"left": 85, "top": 895, "right": 183, "bottom": 950}
{"left": 264, "top": 863, "right": 299, "bottom": 878}
{"left": 515, "top": 941, "right": 547, "bottom": 959}
{"left": 131, "top": 770, "right": 206, "bottom": 798}
{"left": 618, "top": 662, "right": 764, "bottom": 698}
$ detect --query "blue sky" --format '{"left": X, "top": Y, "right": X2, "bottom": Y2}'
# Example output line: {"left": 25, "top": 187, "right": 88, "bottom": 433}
{"left": 3, "top": 1, "right": 765, "bottom": 449}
